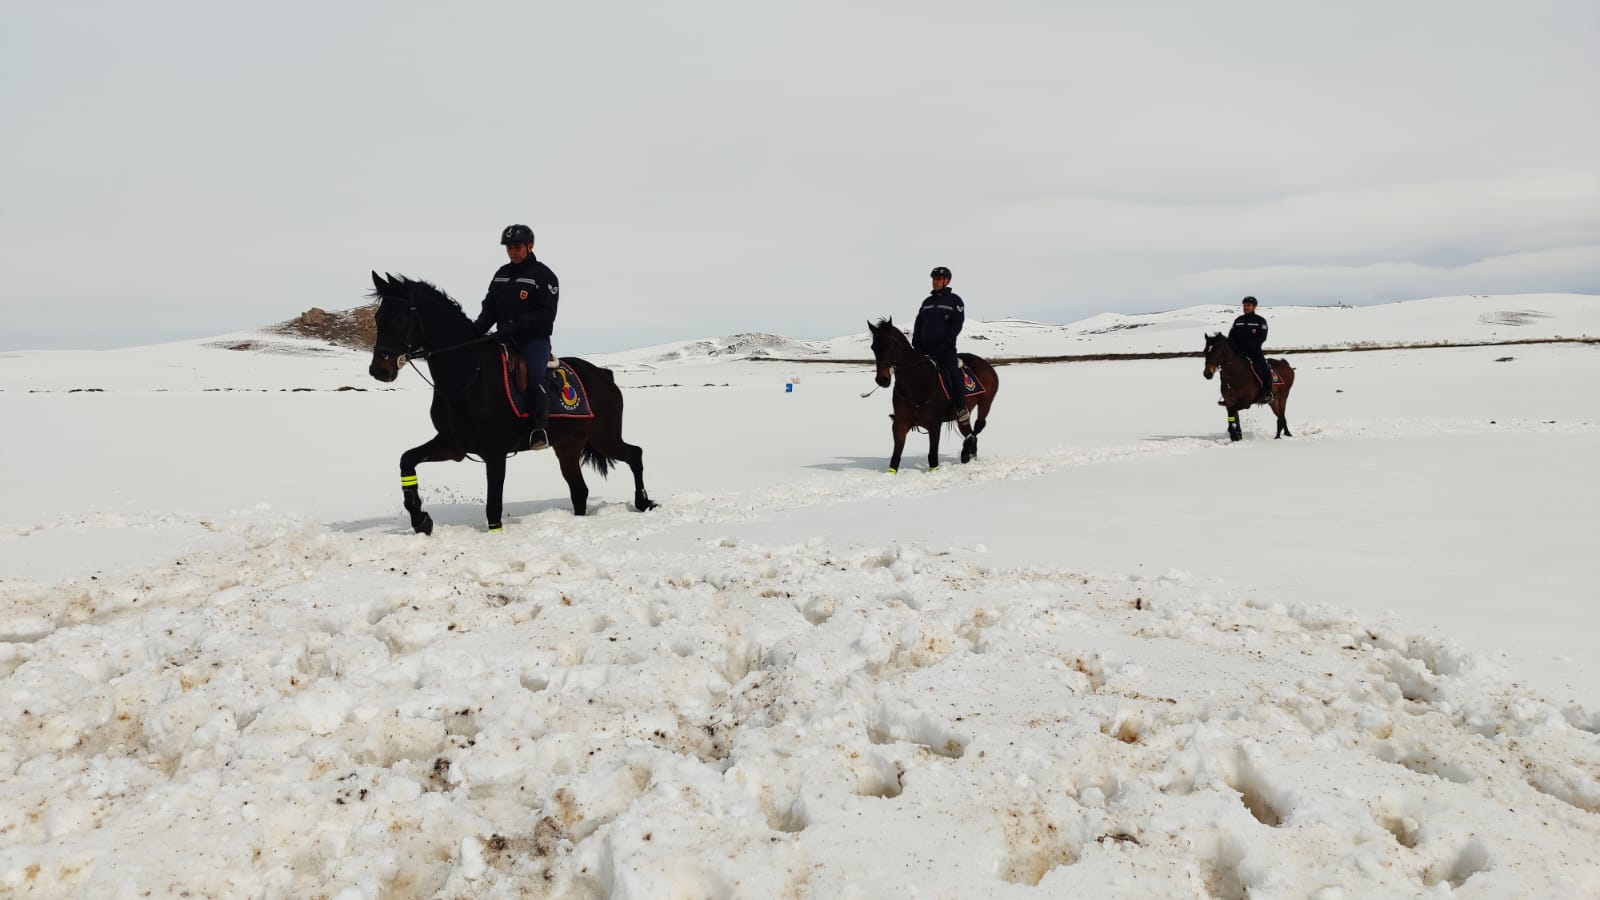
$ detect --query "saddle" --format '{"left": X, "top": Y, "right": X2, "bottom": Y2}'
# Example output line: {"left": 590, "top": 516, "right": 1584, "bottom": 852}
{"left": 499, "top": 348, "right": 595, "bottom": 420}
{"left": 933, "top": 357, "right": 985, "bottom": 400}
{"left": 507, "top": 351, "right": 561, "bottom": 395}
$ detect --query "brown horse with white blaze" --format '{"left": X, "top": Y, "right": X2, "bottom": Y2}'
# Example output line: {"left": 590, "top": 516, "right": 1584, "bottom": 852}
{"left": 1203, "top": 332, "right": 1294, "bottom": 441}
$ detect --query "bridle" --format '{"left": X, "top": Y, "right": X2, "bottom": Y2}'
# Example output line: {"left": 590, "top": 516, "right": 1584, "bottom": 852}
{"left": 1202, "top": 335, "right": 1227, "bottom": 379}
{"left": 862, "top": 327, "right": 936, "bottom": 398}
{"left": 374, "top": 297, "right": 491, "bottom": 367}
{"left": 373, "top": 298, "right": 426, "bottom": 362}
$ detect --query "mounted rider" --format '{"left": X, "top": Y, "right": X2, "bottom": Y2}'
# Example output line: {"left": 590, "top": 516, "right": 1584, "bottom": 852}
{"left": 1228, "top": 295, "right": 1274, "bottom": 403}
{"left": 912, "top": 266, "right": 968, "bottom": 421}
{"left": 473, "top": 224, "right": 560, "bottom": 450}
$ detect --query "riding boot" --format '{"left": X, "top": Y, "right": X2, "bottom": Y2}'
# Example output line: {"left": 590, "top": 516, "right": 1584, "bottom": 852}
{"left": 525, "top": 383, "right": 549, "bottom": 451}
{"left": 1255, "top": 360, "right": 1275, "bottom": 403}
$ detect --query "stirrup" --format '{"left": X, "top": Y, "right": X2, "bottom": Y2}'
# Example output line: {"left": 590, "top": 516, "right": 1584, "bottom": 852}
{"left": 526, "top": 428, "right": 549, "bottom": 452}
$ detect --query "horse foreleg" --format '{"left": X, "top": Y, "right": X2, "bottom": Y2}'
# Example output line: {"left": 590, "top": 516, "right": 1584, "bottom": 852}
{"left": 1226, "top": 407, "right": 1243, "bottom": 442}
{"left": 399, "top": 434, "right": 463, "bottom": 535}
{"left": 484, "top": 454, "right": 507, "bottom": 531}
{"left": 555, "top": 443, "right": 590, "bottom": 516}
{"left": 888, "top": 415, "right": 910, "bottom": 473}
{"left": 927, "top": 422, "right": 943, "bottom": 471}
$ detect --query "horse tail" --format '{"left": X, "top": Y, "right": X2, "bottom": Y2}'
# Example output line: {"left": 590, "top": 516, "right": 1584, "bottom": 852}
{"left": 563, "top": 356, "right": 624, "bottom": 479}
{"left": 581, "top": 443, "right": 614, "bottom": 478}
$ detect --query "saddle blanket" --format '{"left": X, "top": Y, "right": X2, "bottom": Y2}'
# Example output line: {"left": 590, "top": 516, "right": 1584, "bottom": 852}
{"left": 500, "top": 349, "right": 596, "bottom": 419}
{"left": 936, "top": 360, "right": 987, "bottom": 401}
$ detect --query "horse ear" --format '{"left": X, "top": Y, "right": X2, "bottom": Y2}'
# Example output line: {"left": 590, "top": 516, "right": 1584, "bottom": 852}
{"left": 371, "top": 271, "right": 385, "bottom": 291}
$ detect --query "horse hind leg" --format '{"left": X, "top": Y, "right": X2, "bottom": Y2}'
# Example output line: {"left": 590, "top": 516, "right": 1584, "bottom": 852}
{"left": 554, "top": 441, "right": 591, "bottom": 516}
{"left": 1274, "top": 370, "right": 1293, "bottom": 438}
{"left": 613, "top": 439, "right": 657, "bottom": 511}
{"left": 963, "top": 396, "right": 992, "bottom": 461}
{"left": 581, "top": 427, "right": 657, "bottom": 512}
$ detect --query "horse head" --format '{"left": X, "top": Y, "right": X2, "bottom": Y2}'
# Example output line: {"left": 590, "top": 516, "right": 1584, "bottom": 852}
{"left": 867, "top": 317, "right": 905, "bottom": 388}
{"left": 367, "top": 272, "right": 420, "bottom": 382}
{"left": 366, "top": 273, "right": 473, "bottom": 382}
{"left": 1202, "top": 332, "right": 1229, "bottom": 381}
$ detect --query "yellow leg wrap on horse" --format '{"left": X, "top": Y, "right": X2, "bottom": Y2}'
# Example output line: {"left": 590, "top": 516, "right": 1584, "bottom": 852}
{"left": 400, "top": 475, "right": 418, "bottom": 488}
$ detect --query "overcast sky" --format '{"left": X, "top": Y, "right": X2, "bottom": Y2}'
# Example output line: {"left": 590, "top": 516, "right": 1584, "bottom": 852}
{"left": 3, "top": 1, "right": 1596, "bottom": 351}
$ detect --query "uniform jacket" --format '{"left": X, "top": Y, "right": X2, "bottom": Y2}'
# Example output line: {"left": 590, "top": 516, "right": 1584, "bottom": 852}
{"left": 1228, "top": 311, "right": 1268, "bottom": 352}
{"left": 912, "top": 288, "right": 965, "bottom": 351}
{"left": 473, "top": 255, "right": 560, "bottom": 340}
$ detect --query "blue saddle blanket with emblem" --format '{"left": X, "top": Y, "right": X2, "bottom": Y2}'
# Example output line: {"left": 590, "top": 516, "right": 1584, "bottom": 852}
{"left": 499, "top": 350, "right": 596, "bottom": 420}
{"left": 936, "top": 361, "right": 987, "bottom": 401}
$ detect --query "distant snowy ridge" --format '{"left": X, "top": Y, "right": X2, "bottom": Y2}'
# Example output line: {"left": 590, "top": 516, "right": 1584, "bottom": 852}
{"left": 629, "top": 332, "right": 829, "bottom": 366}
{"left": 1, "top": 293, "right": 1593, "bottom": 392}
{"left": 594, "top": 293, "right": 1599, "bottom": 367}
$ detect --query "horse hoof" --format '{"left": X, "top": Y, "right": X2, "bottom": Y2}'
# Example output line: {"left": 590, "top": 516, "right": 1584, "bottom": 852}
{"left": 887, "top": 467, "right": 897, "bottom": 474}
{"left": 415, "top": 514, "right": 434, "bottom": 535}
{"left": 634, "top": 497, "right": 658, "bottom": 512}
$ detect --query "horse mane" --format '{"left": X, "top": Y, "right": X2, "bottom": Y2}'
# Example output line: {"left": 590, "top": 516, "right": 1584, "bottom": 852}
{"left": 368, "top": 273, "right": 473, "bottom": 332}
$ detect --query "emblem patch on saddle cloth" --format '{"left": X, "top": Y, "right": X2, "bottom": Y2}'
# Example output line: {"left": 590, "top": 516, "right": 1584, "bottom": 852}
{"left": 547, "top": 362, "right": 594, "bottom": 419}
{"left": 499, "top": 350, "right": 596, "bottom": 420}
{"left": 937, "top": 363, "right": 987, "bottom": 400}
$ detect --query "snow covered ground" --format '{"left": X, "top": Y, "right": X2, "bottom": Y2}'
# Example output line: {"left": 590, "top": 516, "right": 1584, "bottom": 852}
{"left": 1, "top": 294, "right": 1597, "bottom": 897}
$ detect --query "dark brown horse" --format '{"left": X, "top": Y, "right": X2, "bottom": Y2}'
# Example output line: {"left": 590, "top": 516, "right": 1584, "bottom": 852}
{"left": 1203, "top": 332, "right": 1294, "bottom": 441}
{"left": 867, "top": 318, "right": 999, "bottom": 472}
{"left": 366, "top": 273, "right": 656, "bottom": 533}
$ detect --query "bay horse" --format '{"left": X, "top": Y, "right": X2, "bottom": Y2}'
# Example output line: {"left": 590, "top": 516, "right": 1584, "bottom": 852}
{"left": 1202, "top": 332, "right": 1294, "bottom": 441}
{"left": 366, "top": 272, "right": 656, "bottom": 533}
{"left": 867, "top": 318, "right": 999, "bottom": 472}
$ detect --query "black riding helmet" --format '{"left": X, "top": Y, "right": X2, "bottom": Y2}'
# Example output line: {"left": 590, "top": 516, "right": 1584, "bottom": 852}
{"left": 1242, "top": 295, "right": 1257, "bottom": 306}
{"left": 501, "top": 224, "right": 535, "bottom": 245}
{"left": 930, "top": 266, "right": 952, "bottom": 280}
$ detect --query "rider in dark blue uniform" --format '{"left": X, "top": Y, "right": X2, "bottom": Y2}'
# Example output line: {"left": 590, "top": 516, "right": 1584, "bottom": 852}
{"left": 1228, "top": 295, "right": 1273, "bottom": 402}
{"left": 912, "top": 266, "right": 968, "bottom": 420}
{"left": 473, "top": 224, "right": 560, "bottom": 450}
